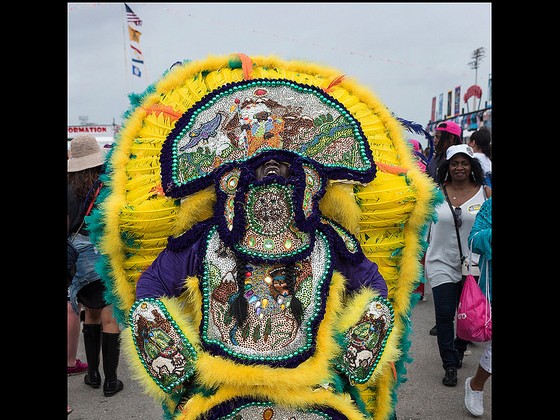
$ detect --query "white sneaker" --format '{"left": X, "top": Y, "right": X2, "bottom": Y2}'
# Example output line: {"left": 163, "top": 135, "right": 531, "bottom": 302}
{"left": 464, "top": 377, "right": 484, "bottom": 416}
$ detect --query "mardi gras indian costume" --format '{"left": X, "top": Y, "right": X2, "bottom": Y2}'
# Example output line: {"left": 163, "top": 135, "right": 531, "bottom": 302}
{"left": 87, "top": 53, "right": 439, "bottom": 420}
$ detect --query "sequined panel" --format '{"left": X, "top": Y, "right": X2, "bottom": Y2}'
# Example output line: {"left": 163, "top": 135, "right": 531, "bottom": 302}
{"left": 130, "top": 299, "right": 198, "bottom": 393}
{"left": 215, "top": 401, "right": 343, "bottom": 419}
{"left": 167, "top": 80, "right": 371, "bottom": 188}
{"left": 302, "top": 164, "right": 321, "bottom": 218}
{"left": 201, "top": 227, "right": 331, "bottom": 362}
{"left": 218, "top": 168, "right": 241, "bottom": 231}
{"left": 247, "top": 184, "right": 292, "bottom": 235}
{"left": 334, "top": 296, "right": 394, "bottom": 384}
{"left": 237, "top": 183, "right": 310, "bottom": 259}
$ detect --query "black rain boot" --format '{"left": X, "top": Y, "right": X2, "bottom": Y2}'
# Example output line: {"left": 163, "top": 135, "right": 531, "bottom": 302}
{"left": 102, "top": 332, "right": 124, "bottom": 397}
{"left": 82, "top": 324, "right": 102, "bottom": 388}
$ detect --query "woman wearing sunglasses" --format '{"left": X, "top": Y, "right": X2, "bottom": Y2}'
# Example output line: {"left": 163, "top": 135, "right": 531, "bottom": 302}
{"left": 424, "top": 144, "right": 491, "bottom": 387}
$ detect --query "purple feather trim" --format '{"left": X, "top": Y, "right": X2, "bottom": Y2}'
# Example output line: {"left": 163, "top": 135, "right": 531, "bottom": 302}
{"left": 166, "top": 219, "right": 214, "bottom": 252}
{"left": 396, "top": 115, "right": 434, "bottom": 162}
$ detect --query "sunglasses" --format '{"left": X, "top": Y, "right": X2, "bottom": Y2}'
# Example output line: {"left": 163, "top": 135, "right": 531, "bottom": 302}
{"left": 453, "top": 207, "right": 462, "bottom": 227}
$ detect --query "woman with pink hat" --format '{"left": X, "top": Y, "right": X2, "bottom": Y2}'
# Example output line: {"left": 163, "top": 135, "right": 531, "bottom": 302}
{"left": 408, "top": 139, "right": 427, "bottom": 172}
{"left": 426, "top": 121, "right": 462, "bottom": 183}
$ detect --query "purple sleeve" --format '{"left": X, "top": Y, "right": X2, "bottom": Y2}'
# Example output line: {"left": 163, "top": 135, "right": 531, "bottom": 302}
{"left": 135, "top": 241, "right": 200, "bottom": 300}
{"left": 334, "top": 253, "right": 388, "bottom": 298}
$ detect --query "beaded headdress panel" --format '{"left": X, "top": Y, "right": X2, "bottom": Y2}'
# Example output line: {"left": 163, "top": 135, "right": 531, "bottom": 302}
{"left": 155, "top": 54, "right": 379, "bottom": 262}
{"left": 160, "top": 68, "right": 376, "bottom": 198}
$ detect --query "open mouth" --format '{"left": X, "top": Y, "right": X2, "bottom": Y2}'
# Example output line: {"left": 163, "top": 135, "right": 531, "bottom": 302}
{"left": 265, "top": 166, "right": 280, "bottom": 176}
{"left": 255, "top": 160, "right": 290, "bottom": 180}
{"left": 263, "top": 162, "right": 281, "bottom": 176}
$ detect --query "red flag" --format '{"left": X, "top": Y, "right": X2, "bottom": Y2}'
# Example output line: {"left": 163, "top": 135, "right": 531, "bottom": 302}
{"left": 130, "top": 44, "right": 143, "bottom": 61}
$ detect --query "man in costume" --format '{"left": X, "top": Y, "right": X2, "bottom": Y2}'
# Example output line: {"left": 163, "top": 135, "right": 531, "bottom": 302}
{"left": 88, "top": 53, "right": 438, "bottom": 419}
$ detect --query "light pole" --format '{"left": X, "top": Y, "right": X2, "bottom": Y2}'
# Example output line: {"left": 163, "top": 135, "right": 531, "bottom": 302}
{"left": 468, "top": 47, "right": 486, "bottom": 111}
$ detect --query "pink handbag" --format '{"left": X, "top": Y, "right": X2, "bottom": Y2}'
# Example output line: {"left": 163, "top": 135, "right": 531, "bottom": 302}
{"left": 457, "top": 272, "right": 492, "bottom": 342}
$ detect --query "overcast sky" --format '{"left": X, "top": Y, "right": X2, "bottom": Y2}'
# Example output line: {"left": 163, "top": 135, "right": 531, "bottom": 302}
{"left": 68, "top": 2, "right": 492, "bottom": 141}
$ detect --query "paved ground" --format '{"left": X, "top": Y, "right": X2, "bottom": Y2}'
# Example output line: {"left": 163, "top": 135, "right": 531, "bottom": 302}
{"left": 68, "top": 283, "right": 491, "bottom": 419}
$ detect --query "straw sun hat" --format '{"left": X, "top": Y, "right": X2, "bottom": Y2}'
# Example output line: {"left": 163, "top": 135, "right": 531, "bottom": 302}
{"left": 68, "top": 134, "right": 106, "bottom": 172}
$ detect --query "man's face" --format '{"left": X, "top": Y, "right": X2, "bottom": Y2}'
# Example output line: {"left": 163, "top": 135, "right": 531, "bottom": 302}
{"left": 255, "top": 159, "right": 291, "bottom": 180}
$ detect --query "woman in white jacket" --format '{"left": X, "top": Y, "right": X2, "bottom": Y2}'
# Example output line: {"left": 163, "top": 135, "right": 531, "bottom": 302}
{"left": 425, "top": 144, "right": 491, "bottom": 387}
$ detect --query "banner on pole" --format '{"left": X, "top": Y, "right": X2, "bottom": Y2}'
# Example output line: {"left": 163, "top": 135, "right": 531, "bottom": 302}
{"left": 124, "top": 3, "right": 144, "bottom": 78}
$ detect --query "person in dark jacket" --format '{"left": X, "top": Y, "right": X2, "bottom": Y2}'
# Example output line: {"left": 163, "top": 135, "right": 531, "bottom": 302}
{"left": 68, "top": 134, "right": 124, "bottom": 397}
{"left": 425, "top": 120, "right": 463, "bottom": 337}
{"left": 425, "top": 121, "right": 462, "bottom": 183}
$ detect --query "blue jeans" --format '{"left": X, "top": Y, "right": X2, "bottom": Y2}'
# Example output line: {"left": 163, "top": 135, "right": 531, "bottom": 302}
{"left": 68, "top": 233, "right": 102, "bottom": 314}
{"left": 432, "top": 280, "right": 470, "bottom": 370}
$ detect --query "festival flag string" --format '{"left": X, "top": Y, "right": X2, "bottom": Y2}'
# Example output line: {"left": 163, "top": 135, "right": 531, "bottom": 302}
{"left": 124, "top": 3, "right": 144, "bottom": 78}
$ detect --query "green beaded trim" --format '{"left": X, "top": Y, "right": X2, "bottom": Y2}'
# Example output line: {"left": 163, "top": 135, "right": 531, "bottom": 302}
{"left": 218, "top": 168, "right": 241, "bottom": 231}
{"left": 302, "top": 163, "right": 322, "bottom": 218}
{"left": 321, "top": 218, "right": 359, "bottom": 254}
{"left": 129, "top": 298, "right": 198, "bottom": 393}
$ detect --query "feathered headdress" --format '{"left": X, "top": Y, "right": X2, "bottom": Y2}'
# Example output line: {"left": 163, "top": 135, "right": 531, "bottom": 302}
{"left": 87, "top": 53, "right": 438, "bottom": 420}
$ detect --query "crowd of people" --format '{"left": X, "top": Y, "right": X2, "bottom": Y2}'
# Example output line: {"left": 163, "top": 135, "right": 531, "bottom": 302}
{"left": 67, "top": 125, "right": 492, "bottom": 419}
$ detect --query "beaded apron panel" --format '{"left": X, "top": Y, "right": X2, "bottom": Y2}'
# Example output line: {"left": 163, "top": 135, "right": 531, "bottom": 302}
{"left": 200, "top": 226, "right": 331, "bottom": 363}
{"left": 204, "top": 399, "right": 348, "bottom": 420}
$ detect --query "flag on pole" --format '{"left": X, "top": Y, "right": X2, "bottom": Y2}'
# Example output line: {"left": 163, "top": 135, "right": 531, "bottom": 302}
{"left": 130, "top": 44, "right": 143, "bottom": 60}
{"left": 125, "top": 3, "right": 142, "bottom": 26}
{"left": 128, "top": 25, "right": 142, "bottom": 43}
{"left": 123, "top": 3, "right": 144, "bottom": 79}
